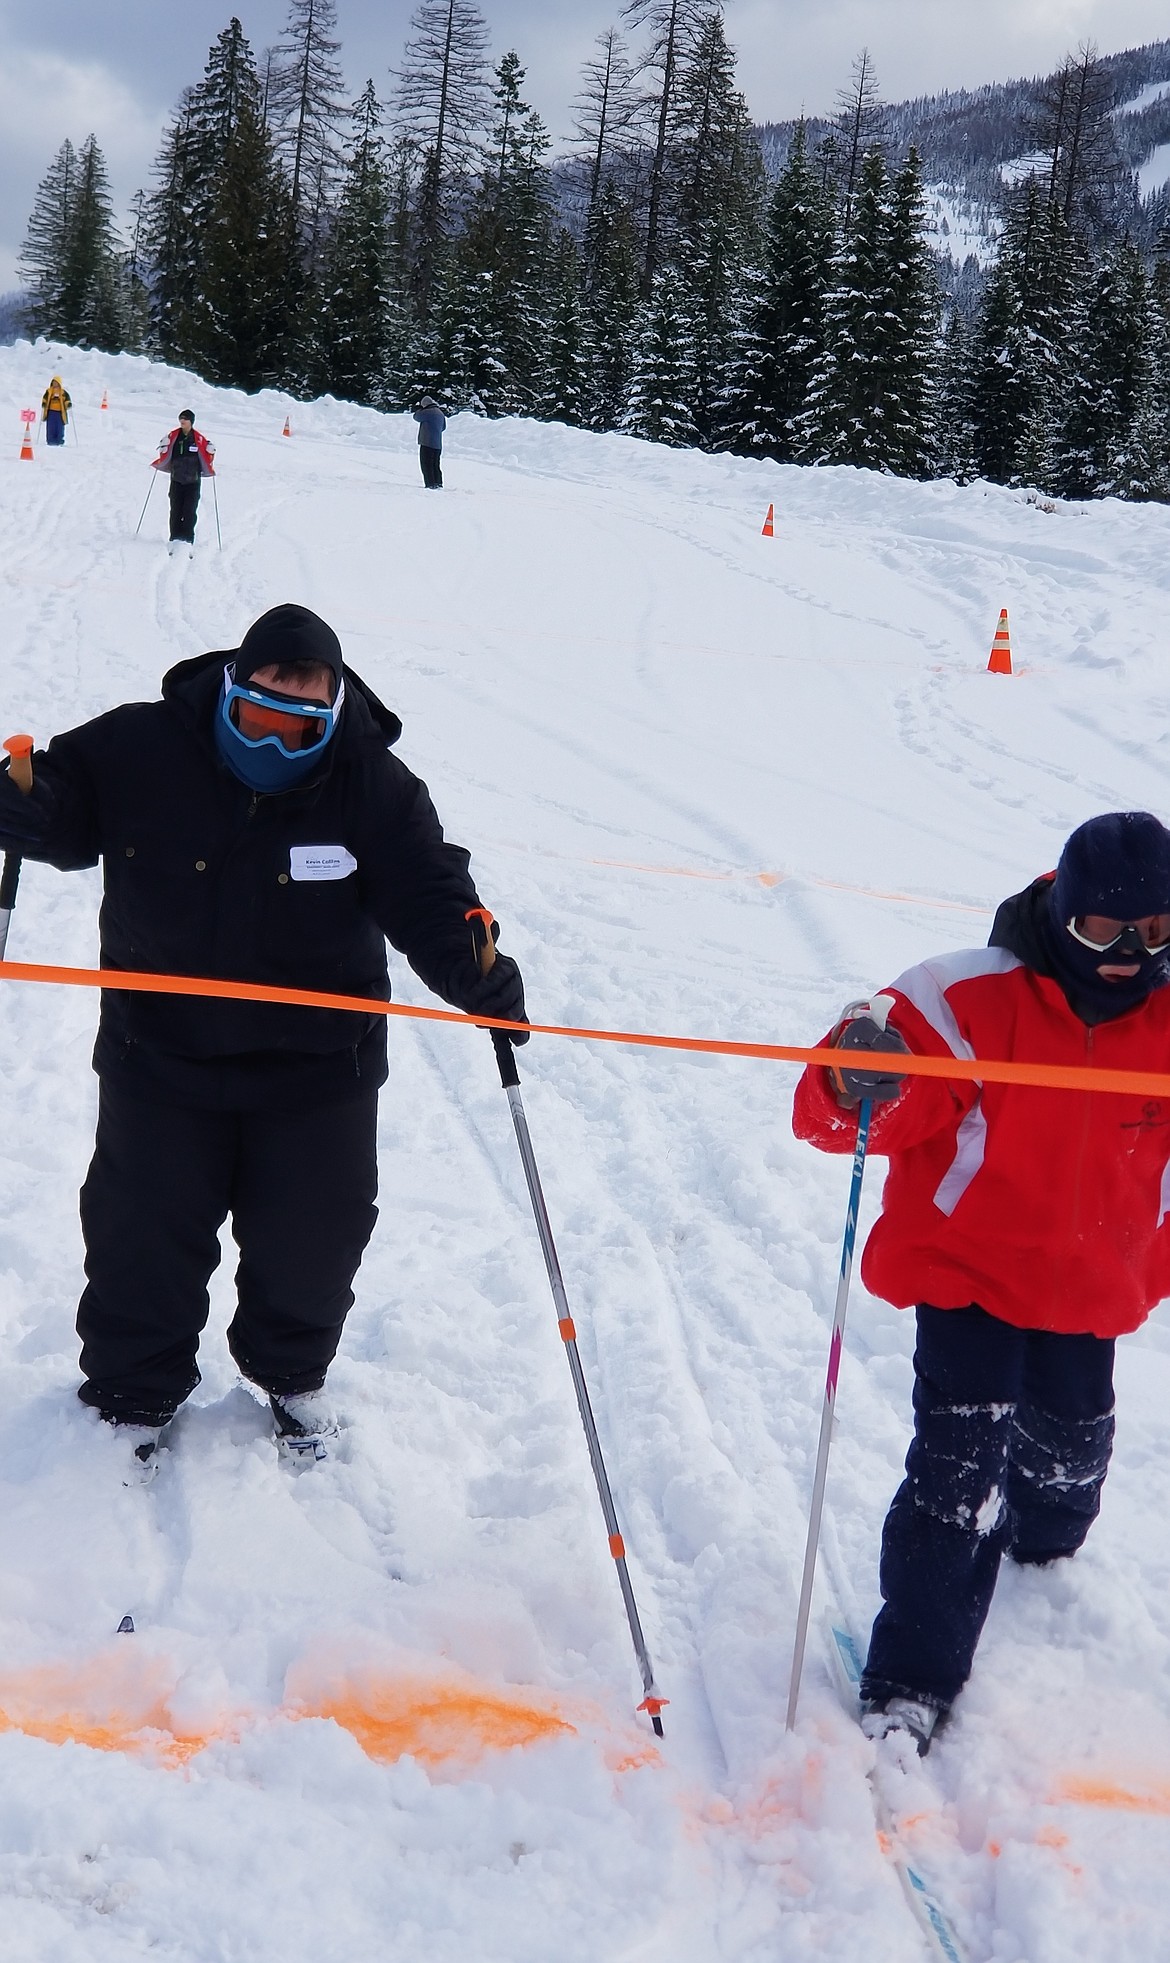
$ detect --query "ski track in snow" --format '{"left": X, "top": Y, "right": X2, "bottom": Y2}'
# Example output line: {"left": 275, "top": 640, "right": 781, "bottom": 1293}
{"left": 2, "top": 342, "right": 1170, "bottom": 1960}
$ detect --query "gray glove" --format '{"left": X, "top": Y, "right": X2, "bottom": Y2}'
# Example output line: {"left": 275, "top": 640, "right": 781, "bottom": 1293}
{"left": 828, "top": 998, "right": 909, "bottom": 1108}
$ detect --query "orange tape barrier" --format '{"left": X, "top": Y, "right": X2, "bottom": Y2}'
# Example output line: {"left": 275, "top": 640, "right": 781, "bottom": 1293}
{"left": 3, "top": 956, "right": 1170, "bottom": 1100}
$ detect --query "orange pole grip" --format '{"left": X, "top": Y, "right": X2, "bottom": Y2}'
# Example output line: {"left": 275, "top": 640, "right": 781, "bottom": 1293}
{"left": 3, "top": 735, "right": 34, "bottom": 795}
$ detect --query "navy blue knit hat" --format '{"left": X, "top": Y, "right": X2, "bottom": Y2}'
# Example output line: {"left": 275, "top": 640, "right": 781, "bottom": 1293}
{"left": 1050, "top": 812, "right": 1170, "bottom": 925}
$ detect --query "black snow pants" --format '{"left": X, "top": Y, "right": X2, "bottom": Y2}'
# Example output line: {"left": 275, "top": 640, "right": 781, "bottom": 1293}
{"left": 419, "top": 445, "right": 443, "bottom": 489}
{"left": 169, "top": 477, "right": 201, "bottom": 541}
{"left": 861, "top": 1303, "right": 1116, "bottom": 1710}
{"left": 76, "top": 1076, "right": 379, "bottom": 1426}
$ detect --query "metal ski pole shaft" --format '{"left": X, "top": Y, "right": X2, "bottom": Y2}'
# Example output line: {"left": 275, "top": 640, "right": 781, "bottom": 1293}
{"left": 133, "top": 473, "right": 156, "bottom": 537}
{"left": 212, "top": 475, "right": 222, "bottom": 550}
{"left": 786, "top": 1097, "right": 874, "bottom": 1732}
{"left": 0, "top": 736, "right": 35, "bottom": 960}
{"left": 469, "top": 908, "right": 667, "bottom": 1736}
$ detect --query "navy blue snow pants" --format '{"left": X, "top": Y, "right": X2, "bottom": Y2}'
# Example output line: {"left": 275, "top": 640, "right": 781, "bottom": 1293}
{"left": 860, "top": 1303, "right": 1115, "bottom": 1710}
{"left": 76, "top": 1077, "right": 379, "bottom": 1426}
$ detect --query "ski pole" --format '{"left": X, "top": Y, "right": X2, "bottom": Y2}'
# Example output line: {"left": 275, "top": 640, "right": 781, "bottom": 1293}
{"left": 134, "top": 472, "right": 158, "bottom": 537}
{"left": 785, "top": 1096, "right": 874, "bottom": 1731}
{"left": 212, "top": 475, "right": 222, "bottom": 550}
{"left": 468, "top": 907, "right": 667, "bottom": 1736}
{"left": 0, "top": 736, "right": 35, "bottom": 960}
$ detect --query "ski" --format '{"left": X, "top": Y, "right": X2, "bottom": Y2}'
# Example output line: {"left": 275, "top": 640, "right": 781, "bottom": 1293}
{"left": 826, "top": 1621, "right": 969, "bottom": 1963}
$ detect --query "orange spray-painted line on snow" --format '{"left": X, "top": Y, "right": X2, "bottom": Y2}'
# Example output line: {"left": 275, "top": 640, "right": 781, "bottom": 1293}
{"left": 1055, "top": 1776, "right": 1170, "bottom": 1815}
{"left": 0, "top": 1654, "right": 658, "bottom": 1777}
{"left": 5, "top": 957, "right": 1170, "bottom": 1100}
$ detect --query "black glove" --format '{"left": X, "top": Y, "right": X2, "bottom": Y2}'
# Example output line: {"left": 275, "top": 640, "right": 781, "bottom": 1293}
{"left": 462, "top": 951, "right": 529, "bottom": 1044}
{"left": 828, "top": 1004, "right": 909, "bottom": 1108}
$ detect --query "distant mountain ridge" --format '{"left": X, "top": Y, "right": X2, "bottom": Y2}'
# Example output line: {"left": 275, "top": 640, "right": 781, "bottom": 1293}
{"left": 755, "top": 37, "right": 1170, "bottom": 277}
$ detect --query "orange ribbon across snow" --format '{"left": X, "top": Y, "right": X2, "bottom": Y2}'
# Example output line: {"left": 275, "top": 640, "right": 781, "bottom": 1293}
{"left": 2, "top": 957, "right": 1170, "bottom": 1100}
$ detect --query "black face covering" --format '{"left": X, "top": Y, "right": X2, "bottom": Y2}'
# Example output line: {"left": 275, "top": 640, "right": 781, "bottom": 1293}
{"left": 1043, "top": 899, "right": 1170, "bottom": 1022}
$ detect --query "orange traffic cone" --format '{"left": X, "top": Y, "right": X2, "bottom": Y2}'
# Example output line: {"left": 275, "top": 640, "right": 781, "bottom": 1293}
{"left": 987, "top": 608, "right": 1013, "bottom": 675}
{"left": 19, "top": 424, "right": 34, "bottom": 461}
{"left": 761, "top": 502, "right": 774, "bottom": 537}
{"left": 282, "top": 416, "right": 292, "bottom": 437}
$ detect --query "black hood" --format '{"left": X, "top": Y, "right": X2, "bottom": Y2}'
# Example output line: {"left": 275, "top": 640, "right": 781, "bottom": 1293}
{"left": 989, "top": 873, "right": 1170, "bottom": 1025}
{"left": 161, "top": 649, "right": 403, "bottom": 767}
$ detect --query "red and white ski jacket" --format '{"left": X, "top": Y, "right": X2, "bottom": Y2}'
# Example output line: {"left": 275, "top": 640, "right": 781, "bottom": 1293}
{"left": 152, "top": 429, "right": 215, "bottom": 475}
{"left": 793, "top": 948, "right": 1170, "bottom": 1338}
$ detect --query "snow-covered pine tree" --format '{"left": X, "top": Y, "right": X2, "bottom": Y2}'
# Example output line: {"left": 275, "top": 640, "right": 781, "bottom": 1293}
{"left": 717, "top": 120, "right": 834, "bottom": 459}
{"left": 936, "top": 307, "right": 977, "bottom": 481}
{"left": 458, "top": 55, "right": 554, "bottom": 411}
{"left": 879, "top": 146, "right": 940, "bottom": 478}
{"left": 313, "top": 82, "right": 400, "bottom": 406}
{"left": 582, "top": 181, "right": 641, "bottom": 430}
{"left": 59, "top": 135, "right": 129, "bottom": 352}
{"left": 185, "top": 35, "right": 296, "bottom": 391}
{"left": 969, "top": 179, "right": 1080, "bottom": 486}
{"left": 142, "top": 90, "right": 204, "bottom": 363}
{"left": 267, "top": 0, "right": 347, "bottom": 274}
{"left": 624, "top": 262, "right": 699, "bottom": 445}
{"left": 391, "top": 0, "right": 491, "bottom": 316}
{"left": 19, "top": 139, "right": 77, "bottom": 340}
{"left": 799, "top": 146, "right": 897, "bottom": 468}
{"left": 534, "top": 232, "right": 588, "bottom": 425}
{"left": 668, "top": 10, "right": 765, "bottom": 443}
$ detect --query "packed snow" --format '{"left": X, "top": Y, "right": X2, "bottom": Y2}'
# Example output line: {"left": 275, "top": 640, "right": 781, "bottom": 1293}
{"left": 2, "top": 340, "right": 1170, "bottom": 1962}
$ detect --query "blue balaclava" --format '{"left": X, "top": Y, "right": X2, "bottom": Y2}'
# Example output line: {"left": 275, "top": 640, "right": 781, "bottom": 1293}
{"left": 1045, "top": 811, "right": 1170, "bottom": 1020}
{"left": 215, "top": 604, "right": 344, "bottom": 792}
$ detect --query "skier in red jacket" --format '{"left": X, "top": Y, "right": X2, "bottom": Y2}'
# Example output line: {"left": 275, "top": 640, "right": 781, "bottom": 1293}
{"left": 152, "top": 410, "right": 215, "bottom": 555}
{"left": 793, "top": 811, "right": 1170, "bottom": 1752}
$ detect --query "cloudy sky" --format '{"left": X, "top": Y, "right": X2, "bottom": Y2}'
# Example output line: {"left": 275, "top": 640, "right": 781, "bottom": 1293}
{"left": 3, "top": 0, "right": 1170, "bottom": 287}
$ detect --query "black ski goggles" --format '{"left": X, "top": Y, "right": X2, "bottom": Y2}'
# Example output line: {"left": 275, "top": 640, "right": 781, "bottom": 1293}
{"left": 1066, "top": 916, "right": 1170, "bottom": 955}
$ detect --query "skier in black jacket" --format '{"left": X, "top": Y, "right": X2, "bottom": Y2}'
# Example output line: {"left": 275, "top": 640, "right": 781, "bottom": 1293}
{"left": 0, "top": 604, "right": 527, "bottom": 1474}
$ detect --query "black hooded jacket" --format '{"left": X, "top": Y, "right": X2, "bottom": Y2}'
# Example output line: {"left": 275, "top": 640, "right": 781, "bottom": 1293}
{"left": 0, "top": 653, "right": 484, "bottom": 1107}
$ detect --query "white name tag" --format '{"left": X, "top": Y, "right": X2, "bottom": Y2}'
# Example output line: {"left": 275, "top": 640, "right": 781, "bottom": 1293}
{"left": 290, "top": 845, "right": 357, "bottom": 882}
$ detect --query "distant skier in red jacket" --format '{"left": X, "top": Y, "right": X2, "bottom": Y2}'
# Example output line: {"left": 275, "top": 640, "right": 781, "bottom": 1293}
{"left": 152, "top": 410, "right": 215, "bottom": 555}
{"left": 793, "top": 811, "right": 1170, "bottom": 1752}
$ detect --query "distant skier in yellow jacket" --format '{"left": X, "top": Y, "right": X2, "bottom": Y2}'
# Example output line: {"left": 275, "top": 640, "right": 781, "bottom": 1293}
{"left": 41, "top": 376, "right": 72, "bottom": 446}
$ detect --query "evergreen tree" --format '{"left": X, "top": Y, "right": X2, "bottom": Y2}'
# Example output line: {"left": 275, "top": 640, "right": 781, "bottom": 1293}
{"left": 582, "top": 181, "right": 641, "bottom": 429}
{"left": 668, "top": 12, "right": 765, "bottom": 443}
{"left": 142, "top": 90, "right": 203, "bottom": 362}
{"left": 21, "top": 134, "right": 128, "bottom": 350}
{"left": 969, "top": 180, "right": 1080, "bottom": 486}
{"left": 879, "top": 147, "right": 940, "bottom": 477}
{"left": 268, "top": 0, "right": 347, "bottom": 269}
{"left": 145, "top": 21, "right": 267, "bottom": 367}
{"left": 535, "top": 233, "right": 588, "bottom": 424}
{"left": 19, "top": 139, "right": 78, "bottom": 339}
{"left": 458, "top": 55, "right": 554, "bottom": 410}
{"left": 391, "top": 0, "right": 491, "bottom": 315}
{"left": 718, "top": 120, "right": 834, "bottom": 459}
{"left": 624, "top": 263, "right": 699, "bottom": 445}
{"left": 185, "top": 41, "right": 296, "bottom": 391}
{"left": 800, "top": 147, "right": 898, "bottom": 468}
{"left": 314, "top": 82, "right": 399, "bottom": 405}
{"left": 936, "top": 308, "right": 976, "bottom": 481}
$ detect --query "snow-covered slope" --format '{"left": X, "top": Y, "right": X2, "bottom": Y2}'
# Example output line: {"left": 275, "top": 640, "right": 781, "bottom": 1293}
{"left": 2, "top": 340, "right": 1170, "bottom": 1962}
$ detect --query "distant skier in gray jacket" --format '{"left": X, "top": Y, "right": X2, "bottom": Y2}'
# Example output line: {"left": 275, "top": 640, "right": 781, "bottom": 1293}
{"left": 413, "top": 397, "right": 446, "bottom": 490}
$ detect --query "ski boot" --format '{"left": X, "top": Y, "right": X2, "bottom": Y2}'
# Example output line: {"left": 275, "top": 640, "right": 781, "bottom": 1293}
{"left": 860, "top": 1695, "right": 949, "bottom": 1757}
{"left": 270, "top": 1389, "right": 339, "bottom": 1465}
